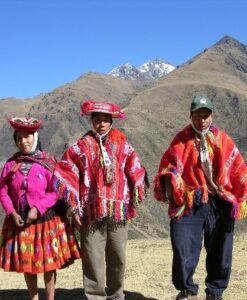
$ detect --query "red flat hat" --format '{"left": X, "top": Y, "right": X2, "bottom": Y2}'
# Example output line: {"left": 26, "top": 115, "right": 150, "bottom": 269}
{"left": 8, "top": 117, "right": 43, "bottom": 133}
{"left": 80, "top": 100, "right": 126, "bottom": 119}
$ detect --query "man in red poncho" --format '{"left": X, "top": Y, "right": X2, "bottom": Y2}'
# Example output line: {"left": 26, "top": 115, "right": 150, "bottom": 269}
{"left": 55, "top": 100, "right": 148, "bottom": 300}
{"left": 154, "top": 96, "right": 247, "bottom": 300}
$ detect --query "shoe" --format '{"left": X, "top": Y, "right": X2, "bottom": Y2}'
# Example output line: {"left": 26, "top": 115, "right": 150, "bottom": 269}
{"left": 176, "top": 290, "right": 195, "bottom": 300}
{"left": 206, "top": 294, "right": 223, "bottom": 300}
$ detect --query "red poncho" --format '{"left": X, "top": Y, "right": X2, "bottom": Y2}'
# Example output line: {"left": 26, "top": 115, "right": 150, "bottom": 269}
{"left": 55, "top": 129, "right": 148, "bottom": 225}
{"left": 154, "top": 124, "right": 247, "bottom": 220}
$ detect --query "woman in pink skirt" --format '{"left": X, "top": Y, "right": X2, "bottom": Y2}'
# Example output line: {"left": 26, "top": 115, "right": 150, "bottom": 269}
{"left": 0, "top": 117, "right": 80, "bottom": 300}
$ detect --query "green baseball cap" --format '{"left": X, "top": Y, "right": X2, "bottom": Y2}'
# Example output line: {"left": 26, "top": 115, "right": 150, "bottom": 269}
{"left": 190, "top": 96, "right": 214, "bottom": 112}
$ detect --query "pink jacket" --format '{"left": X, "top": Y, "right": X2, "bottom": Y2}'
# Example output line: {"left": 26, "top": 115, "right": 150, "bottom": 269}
{"left": 0, "top": 159, "right": 59, "bottom": 216}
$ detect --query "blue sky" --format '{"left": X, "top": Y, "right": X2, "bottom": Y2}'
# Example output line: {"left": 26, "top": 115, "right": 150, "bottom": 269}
{"left": 0, "top": 0, "right": 247, "bottom": 99}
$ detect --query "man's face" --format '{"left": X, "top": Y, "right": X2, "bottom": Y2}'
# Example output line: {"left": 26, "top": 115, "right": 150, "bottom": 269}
{"left": 191, "top": 108, "right": 213, "bottom": 132}
{"left": 92, "top": 113, "right": 112, "bottom": 135}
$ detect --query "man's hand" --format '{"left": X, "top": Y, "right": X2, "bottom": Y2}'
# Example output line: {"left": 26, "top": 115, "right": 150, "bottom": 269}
{"left": 66, "top": 207, "right": 82, "bottom": 229}
{"left": 165, "top": 178, "right": 174, "bottom": 202}
{"left": 72, "top": 213, "right": 82, "bottom": 229}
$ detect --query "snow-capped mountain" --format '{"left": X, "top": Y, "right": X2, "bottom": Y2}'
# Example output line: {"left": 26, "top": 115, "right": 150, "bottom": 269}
{"left": 109, "top": 63, "right": 147, "bottom": 80}
{"left": 109, "top": 59, "right": 176, "bottom": 80}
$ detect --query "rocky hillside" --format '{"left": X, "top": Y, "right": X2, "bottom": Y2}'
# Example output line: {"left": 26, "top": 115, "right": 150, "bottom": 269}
{"left": 1, "top": 35, "right": 247, "bottom": 236}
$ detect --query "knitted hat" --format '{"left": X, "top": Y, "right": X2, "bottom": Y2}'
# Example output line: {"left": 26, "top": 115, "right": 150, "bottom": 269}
{"left": 80, "top": 100, "right": 126, "bottom": 119}
{"left": 8, "top": 117, "right": 43, "bottom": 133}
{"left": 191, "top": 96, "right": 214, "bottom": 112}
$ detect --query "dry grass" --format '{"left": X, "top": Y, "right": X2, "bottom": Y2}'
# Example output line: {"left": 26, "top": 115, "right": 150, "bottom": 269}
{"left": 0, "top": 235, "right": 246, "bottom": 299}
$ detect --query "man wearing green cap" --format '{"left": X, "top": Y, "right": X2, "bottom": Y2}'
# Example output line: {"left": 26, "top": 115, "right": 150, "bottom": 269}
{"left": 154, "top": 96, "right": 247, "bottom": 300}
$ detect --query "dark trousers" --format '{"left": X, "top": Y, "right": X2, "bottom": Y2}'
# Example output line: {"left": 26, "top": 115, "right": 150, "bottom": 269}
{"left": 170, "top": 196, "right": 235, "bottom": 296}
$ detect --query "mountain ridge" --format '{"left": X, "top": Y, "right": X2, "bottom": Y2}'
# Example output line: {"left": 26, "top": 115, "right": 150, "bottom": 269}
{"left": 0, "top": 35, "right": 247, "bottom": 236}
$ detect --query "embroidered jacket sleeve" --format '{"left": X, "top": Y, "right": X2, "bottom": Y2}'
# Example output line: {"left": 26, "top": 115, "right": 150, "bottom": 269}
{"left": 212, "top": 131, "right": 247, "bottom": 219}
{"left": 0, "top": 162, "right": 15, "bottom": 215}
{"left": 54, "top": 142, "right": 83, "bottom": 211}
{"left": 154, "top": 126, "right": 192, "bottom": 205}
{"left": 124, "top": 142, "right": 148, "bottom": 206}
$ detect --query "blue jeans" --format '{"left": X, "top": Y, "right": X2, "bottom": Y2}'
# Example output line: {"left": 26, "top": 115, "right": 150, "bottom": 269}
{"left": 170, "top": 196, "right": 234, "bottom": 296}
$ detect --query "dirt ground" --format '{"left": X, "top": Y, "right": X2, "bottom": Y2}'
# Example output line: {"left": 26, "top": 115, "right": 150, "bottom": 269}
{"left": 0, "top": 235, "right": 246, "bottom": 300}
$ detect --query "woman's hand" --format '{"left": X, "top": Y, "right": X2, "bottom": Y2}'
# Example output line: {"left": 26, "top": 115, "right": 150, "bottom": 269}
{"left": 11, "top": 211, "right": 24, "bottom": 227}
{"left": 25, "top": 207, "right": 38, "bottom": 225}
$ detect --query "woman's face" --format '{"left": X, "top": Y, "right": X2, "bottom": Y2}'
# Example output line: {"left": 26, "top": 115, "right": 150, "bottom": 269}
{"left": 191, "top": 108, "right": 213, "bottom": 132}
{"left": 15, "top": 131, "right": 34, "bottom": 154}
{"left": 92, "top": 113, "right": 112, "bottom": 135}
